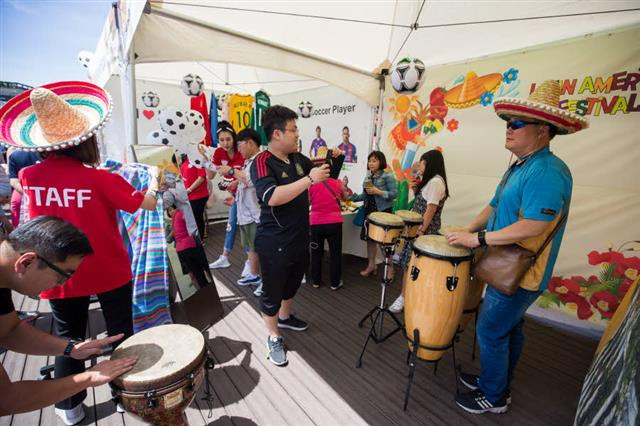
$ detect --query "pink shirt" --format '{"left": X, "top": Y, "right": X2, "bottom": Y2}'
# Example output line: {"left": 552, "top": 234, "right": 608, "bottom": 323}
{"left": 309, "top": 178, "right": 343, "bottom": 225}
{"left": 172, "top": 210, "right": 196, "bottom": 251}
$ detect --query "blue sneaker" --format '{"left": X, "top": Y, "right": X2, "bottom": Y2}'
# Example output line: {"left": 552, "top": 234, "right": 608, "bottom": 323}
{"left": 237, "top": 274, "right": 262, "bottom": 286}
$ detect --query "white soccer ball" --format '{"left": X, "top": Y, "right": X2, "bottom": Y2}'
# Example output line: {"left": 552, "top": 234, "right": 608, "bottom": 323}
{"left": 147, "top": 128, "right": 179, "bottom": 146}
{"left": 158, "top": 107, "right": 188, "bottom": 135}
{"left": 77, "top": 51, "right": 93, "bottom": 69}
{"left": 181, "top": 73, "right": 204, "bottom": 97}
{"left": 184, "top": 110, "right": 206, "bottom": 142}
{"left": 141, "top": 91, "right": 160, "bottom": 108}
{"left": 390, "top": 57, "right": 426, "bottom": 93}
{"left": 298, "top": 101, "right": 313, "bottom": 118}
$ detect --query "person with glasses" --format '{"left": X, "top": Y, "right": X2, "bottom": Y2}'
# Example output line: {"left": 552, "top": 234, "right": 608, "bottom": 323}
{"left": 446, "top": 80, "right": 589, "bottom": 414}
{"left": 250, "top": 106, "right": 338, "bottom": 366}
{"left": 0, "top": 216, "right": 138, "bottom": 416}
{"left": 7, "top": 82, "right": 159, "bottom": 425}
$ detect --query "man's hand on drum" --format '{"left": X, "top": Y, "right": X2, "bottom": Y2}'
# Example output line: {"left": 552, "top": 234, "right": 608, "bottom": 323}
{"left": 365, "top": 186, "right": 383, "bottom": 196}
{"left": 446, "top": 230, "right": 480, "bottom": 249}
{"left": 309, "top": 163, "right": 330, "bottom": 183}
{"left": 70, "top": 333, "right": 126, "bottom": 360}
{"left": 84, "top": 357, "right": 138, "bottom": 386}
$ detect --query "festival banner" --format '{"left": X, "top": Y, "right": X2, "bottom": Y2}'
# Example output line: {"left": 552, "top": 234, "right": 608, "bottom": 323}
{"left": 379, "top": 25, "right": 640, "bottom": 332}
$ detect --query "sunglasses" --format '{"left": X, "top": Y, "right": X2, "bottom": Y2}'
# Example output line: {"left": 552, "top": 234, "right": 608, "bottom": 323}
{"left": 37, "top": 254, "right": 74, "bottom": 283}
{"left": 506, "top": 120, "right": 542, "bottom": 130}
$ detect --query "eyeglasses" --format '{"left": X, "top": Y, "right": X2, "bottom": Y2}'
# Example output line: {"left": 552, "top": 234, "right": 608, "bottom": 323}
{"left": 37, "top": 254, "right": 74, "bottom": 283}
{"left": 506, "top": 120, "right": 541, "bottom": 130}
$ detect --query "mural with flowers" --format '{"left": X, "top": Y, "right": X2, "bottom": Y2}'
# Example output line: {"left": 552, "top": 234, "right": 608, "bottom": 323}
{"left": 538, "top": 243, "right": 640, "bottom": 324}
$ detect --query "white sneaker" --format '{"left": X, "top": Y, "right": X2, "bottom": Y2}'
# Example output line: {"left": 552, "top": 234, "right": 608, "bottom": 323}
{"left": 116, "top": 402, "right": 125, "bottom": 413}
{"left": 209, "top": 255, "right": 230, "bottom": 269}
{"left": 240, "top": 260, "right": 251, "bottom": 278}
{"left": 389, "top": 294, "right": 404, "bottom": 314}
{"left": 55, "top": 404, "right": 86, "bottom": 425}
{"left": 301, "top": 274, "right": 306, "bottom": 284}
{"left": 253, "top": 283, "right": 263, "bottom": 297}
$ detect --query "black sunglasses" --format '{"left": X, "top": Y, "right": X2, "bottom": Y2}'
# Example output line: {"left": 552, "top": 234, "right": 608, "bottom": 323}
{"left": 37, "top": 254, "right": 74, "bottom": 283}
{"left": 506, "top": 119, "right": 544, "bottom": 130}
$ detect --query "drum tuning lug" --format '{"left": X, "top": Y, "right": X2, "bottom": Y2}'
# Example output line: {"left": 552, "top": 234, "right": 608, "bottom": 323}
{"left": 410, "top": 266, "right": 420, "bottom": 281}
{"left": 146, "top": 399, "right": 158, "bottom": 409}
{"left": 446, "top": 276, "right": 458, "bottom": 291}
{"left": 205, "top": 357, "right": 215, "bottom": 369}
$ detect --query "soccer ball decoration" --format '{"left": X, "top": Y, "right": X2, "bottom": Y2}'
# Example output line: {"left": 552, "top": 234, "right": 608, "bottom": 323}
{"left": 181, "top": 73, "right": 204, "bottom": 97}
{"left": 141, "top": 91, "right": 160, "bottom": 108}
{"left": 158, "top": 107, "right": 188, "bottom": 135}
{"left": 77, "top": 51, "right": 93, "bottom": 69}
{"left": 298, "top": 101, "right": 313, "bottom": 118}
{"left": 390, "top": 57, "right": 426, "bottom": 93}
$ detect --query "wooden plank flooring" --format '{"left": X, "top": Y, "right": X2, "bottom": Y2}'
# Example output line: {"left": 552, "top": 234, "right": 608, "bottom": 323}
{"left": 1, "top": 222, "right": 598, "bottom": 425}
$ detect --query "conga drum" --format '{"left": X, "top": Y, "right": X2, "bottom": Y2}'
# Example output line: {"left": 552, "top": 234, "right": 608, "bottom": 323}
{"left": 395, "top": 210, "right": 423, "bottom": 239}
{"left": 438, "top": 224, "right": 465, "bottom": 236}
{"left": 404, "top": 235, "right": 473, "bottom": 361}
{"left": 459, "top": 275, "right": 486, "bottom": 332}
{"left": 111, "top": 324, "right": 206, "bottom": 425}
{"left": 366, "top": 212, "right": 404, "bottom": 245}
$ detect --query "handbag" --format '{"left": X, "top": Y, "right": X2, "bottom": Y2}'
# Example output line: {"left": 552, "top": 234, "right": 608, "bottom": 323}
{"left": 353, "top": 205, "right": 366, "bottom": 227}
{"left": 472, "top": 162, "right": 568, "bottom": 295}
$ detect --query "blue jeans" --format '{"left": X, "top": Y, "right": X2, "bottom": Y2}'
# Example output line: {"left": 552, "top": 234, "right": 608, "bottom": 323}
{"left": 477, "top": 286, "right": 542, "bottom": 403}
{"left": 223, "top": 202, "right": 238, "bottom": 253}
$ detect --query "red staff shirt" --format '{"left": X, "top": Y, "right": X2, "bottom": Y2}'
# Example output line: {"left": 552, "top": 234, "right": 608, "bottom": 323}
{"left": 212, "top": 148, "right": 244, "bottom": 194}
{"left": 180, "top": 159, "right": 209, "bottom": 201}
{"left": 19, "top": 156, "right": 145, "bottom": 299}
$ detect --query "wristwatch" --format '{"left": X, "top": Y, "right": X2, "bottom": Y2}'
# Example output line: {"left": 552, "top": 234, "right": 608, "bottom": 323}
{"left": 477, "top": 230, "right": 488, "bottom": 247}
{"left": 63, "top": 339, "right": 78, "bottom": 357}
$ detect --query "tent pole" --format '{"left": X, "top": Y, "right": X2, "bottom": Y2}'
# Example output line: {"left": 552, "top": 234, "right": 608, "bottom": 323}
{"left": 114, "top": 2, "right": 138, "bottom": 162}
{"left": 371, "top": 75, "right": 386, "bottom": 152}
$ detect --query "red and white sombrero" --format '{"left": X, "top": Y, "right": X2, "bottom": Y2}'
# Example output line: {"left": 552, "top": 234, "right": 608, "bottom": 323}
{"left": 0, "top": 81, "right": 112, "bottom": 152}
{"left": 493, "top": 79, "right": 588, "bottom": 135}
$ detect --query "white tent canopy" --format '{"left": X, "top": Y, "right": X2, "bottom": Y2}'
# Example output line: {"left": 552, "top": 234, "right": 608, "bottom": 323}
{"left": 127, "top": 0, "right": 640, "bottom": 105}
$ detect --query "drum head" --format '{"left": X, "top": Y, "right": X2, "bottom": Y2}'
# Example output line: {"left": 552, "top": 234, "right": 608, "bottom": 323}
{"left": 111, "top": 324, "right": 204, "bottom": 391}
{"left": 368, "top": 212, "right": 404, "bottom": 228}
{"left": 413, "top": 235, "right": 472, "bottom": 260}
{"left": 438, "top": 224, "right": 465, "bottom": 235}
{"left": 395, "top": 210, "right": 423, "bottom": 224}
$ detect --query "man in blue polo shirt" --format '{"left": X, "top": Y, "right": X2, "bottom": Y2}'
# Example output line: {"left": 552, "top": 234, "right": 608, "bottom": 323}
{"left": 447, "top": 80, "right": 589, "bottom": 414}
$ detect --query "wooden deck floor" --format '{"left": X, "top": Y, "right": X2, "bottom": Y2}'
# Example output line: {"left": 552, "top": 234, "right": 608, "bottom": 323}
{"left": 2, "top": 222, "right": 597, "bottom": 425}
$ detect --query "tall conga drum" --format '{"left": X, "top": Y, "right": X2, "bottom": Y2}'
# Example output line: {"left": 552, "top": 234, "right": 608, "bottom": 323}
{"left": 366, "top": 212, "right": 404, "bottom": 245}
{"left": 395, "top": 210, "right": 423, "bottom": 240}
{"left": 437, "top": 224, "right": 484, "bottom": 332}
{"left": 404, "top": 235, "right": 473, "bottom": 361}
{"left": 111, "top": 324, "right": 206, "bottom": 425}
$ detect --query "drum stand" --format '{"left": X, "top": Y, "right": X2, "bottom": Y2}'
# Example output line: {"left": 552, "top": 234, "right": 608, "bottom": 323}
{"left": 403, "top": 328, "right": 461, "bottom": 411}
{"left": 356, "top": 243, "right": 403, "bottom": 368}
{"left": 200, "top": 349, "right": 216, "bottom": 418}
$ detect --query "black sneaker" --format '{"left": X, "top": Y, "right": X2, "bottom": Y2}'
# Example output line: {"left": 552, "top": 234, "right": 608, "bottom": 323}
{"left": 459, "top": 372, "right": 479, "bottom": 390}
{"left": 456, "top": 389, "right": 508, "bottom": 414}
{"left": 277, "top": 314, "right": 309, "bottom": 331}
{"left": 459, "top": 373, "right": 511, "bottom": 404}
{"left": 330, "top": 281, "right": 343, "bottom": 291}
{"left": 266, "top": 336, "right": 288, "bottom": 366}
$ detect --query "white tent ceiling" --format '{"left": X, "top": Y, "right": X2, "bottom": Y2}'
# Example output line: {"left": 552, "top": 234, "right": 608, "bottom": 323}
{"left": 130, "top": 0, "right": 640, "bottom": 104}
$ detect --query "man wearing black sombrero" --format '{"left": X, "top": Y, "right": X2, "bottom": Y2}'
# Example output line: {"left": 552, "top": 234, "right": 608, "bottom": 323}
{"left": 447, "top": 80, "right": 588, "bottom": 414}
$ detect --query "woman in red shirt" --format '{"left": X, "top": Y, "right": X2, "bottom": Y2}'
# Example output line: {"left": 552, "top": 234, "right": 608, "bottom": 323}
{"left": 207, "top": 121, "right": 245, "bottom": 269}
{"left": 179, "top": 154, "right": 209, "bottom": 238}
{"left": 2, "top": 82, "right": 158, "bottom": 424}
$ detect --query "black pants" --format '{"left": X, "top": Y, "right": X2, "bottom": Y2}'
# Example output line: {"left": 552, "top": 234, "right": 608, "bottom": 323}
{"left": 50, "top": 282, "right": 133, "bottom": 409}
{"left": 258, "top": 248, "right": 309, "bottom": 316}
{"left": 178, "top": 243, "right": 213, "bottom": 288}
{"left": 310, "top": 223, "right": 343, "bottom": 287}
{"left": 189, "top": 196, "right": 208, "bottom": 238}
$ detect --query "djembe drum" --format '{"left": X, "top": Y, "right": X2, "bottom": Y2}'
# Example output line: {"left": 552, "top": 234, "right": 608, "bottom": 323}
{"left": 110, "top": 324, "right": 206, "bottom": 425}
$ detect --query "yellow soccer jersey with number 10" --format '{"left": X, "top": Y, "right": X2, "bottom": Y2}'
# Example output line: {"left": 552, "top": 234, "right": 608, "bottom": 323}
{"left": 229, "top": 94, "right": 254, "bottom": 132}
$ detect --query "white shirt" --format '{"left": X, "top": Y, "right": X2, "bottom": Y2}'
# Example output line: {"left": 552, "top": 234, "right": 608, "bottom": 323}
{"left": 236, "top": 153, "right": 261, "bottom": 225}
{"left": 421, "top": 175, "right": 446, "bottom": 205}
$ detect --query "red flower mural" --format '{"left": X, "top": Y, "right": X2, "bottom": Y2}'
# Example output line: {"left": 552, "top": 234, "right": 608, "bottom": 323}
{"left": 540, "top": 248, "right": 640, "bottom": 322}
{"left": 590, "top": 291, "right": 620, "bottom": 319}
{"left": 447, "top": 119, "right": 459, "bottom": 132}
